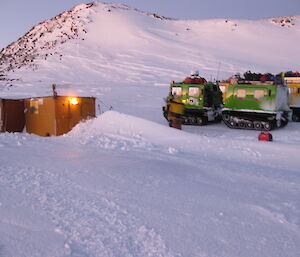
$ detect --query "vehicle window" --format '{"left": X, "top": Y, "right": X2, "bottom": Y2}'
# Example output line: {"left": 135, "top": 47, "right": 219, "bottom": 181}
{"left": 171, "top": 87, "right": 182, "bottom": 96}
{"left": 188, "top": 87, "right": 200, "bottom": 97}
{"left": 219, "top": 85, "right": 226, "bottom": 93}
{"left": 254, "top": 89, "right": 265, "bottom": 99}
{"left": 236, "top": 89, "right": 246, "bottom": 98}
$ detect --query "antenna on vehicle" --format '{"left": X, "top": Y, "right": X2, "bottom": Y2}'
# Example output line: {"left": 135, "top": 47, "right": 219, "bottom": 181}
{"left": 216, "top": 62, "right": 221, "bottom": 82}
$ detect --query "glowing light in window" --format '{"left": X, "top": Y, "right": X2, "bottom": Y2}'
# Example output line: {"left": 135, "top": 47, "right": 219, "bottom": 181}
{"left": 69, "top": 97, "right": 79, "bottom": 105}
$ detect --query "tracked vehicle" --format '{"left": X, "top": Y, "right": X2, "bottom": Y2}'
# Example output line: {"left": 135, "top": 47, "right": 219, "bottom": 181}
{"left": 222, "top": 73, "right": 291, "bottom": 131}
{"left": 284, "top": 74, "right": 300, "bottom": 121}
{"left": 163, "top": 80, "right": 223, "bottom": 125}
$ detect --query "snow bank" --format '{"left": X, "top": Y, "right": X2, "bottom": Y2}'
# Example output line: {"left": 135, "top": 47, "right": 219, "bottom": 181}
{"left": 68, "top": 110, "right": 185, "bottom": 154}
{"left": 69, "top": 110, "right": 300, "bottom": 170}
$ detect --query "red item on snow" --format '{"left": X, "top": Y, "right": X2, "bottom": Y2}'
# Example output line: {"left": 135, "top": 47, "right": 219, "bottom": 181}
{"left": 258, "top": 132, "right": 273, "bottom": 141}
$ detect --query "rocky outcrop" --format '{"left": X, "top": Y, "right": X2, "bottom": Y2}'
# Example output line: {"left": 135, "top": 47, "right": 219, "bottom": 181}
{"left": 0, "top": 3, "right": 95, "bottom": 73}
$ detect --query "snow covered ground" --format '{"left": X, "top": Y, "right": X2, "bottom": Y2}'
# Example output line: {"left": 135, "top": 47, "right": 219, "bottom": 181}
{"left": 1, "top": 111, "right": 300, "bottom": 257}
{"left": 1, "top": 2, "right": 300, "bottom": 257}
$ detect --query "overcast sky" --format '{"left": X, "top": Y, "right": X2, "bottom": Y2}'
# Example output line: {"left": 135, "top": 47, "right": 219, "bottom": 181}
{"left": 0, "top": 0, "right": 299, "bottom": 49}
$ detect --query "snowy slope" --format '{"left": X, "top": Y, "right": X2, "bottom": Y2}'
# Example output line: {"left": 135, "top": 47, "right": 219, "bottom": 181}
{"left": 0, "top": 2, "right": 299, "bottom": 99}
{"left": 0, "top": 2, "right": 300, "bottom": 257}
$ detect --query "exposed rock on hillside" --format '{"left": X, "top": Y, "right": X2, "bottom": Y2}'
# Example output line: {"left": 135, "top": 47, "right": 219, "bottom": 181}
{"left": 0, "top": 3, "right": 95, "bottom": 73}
{"left": 268, "top": 16, "right": 299, "bottom": 27}
{"left": 0, "top": 2, "right": 176, "bottom": 74}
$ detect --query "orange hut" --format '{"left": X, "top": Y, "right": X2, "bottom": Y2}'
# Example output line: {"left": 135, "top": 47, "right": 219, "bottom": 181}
{"left": 25, "top": 95, "right": 95, "bottom": 136}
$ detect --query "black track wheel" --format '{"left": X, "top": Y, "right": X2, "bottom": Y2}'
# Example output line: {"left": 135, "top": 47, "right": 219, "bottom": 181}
{"left": 263, "top": 121, "right": 271, "bottom": 131}
{"left": 229, "top": 119, "right": 237, "bottom": 128}
{"left": 196, "top": 117, "right": 204, "bottom": 126}
{"left": 253, "top": 121, "right": 262, "bottom": 130}
{"left": 246, "top": 121, "right": 253, "bottom": 129}
{"left": 188, "top": 117, "right": 196, "bottom": 125}
{"left": 197, "top": 116, "right": 208, "bottom": 126}
{"left": 183, "top": 117, "right": 189, "bottom": 124}
{"left": 276, "top": 119, "right": 282, "bottom": 128}
{"left": 222, "top": 114, "right": 230, "bottom": 121}
{"left": 292, "top": 114, "right": 299, "bottom": 122}
{"left": 238, "top": 121, "right": 246, "bottom": 128}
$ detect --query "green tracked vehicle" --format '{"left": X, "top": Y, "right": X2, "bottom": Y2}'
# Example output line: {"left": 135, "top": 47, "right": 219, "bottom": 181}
{"left": 163, "top": 81, "right": 223, "bottom": 125}
{"left": 222, "top": 74, "right": 291, "bottom": 130}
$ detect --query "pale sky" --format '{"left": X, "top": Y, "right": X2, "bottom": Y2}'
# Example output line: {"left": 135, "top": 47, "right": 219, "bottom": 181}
{"left": 0, "top": 0, "right": 299, "bottom": 49}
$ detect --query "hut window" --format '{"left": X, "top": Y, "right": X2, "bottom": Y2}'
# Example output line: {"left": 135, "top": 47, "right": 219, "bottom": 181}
{"left": 171, "top": 87, "right": 182, "bottom": 96}
{"left": 254, "top": 89, "right": 265, "bottom": 99}
{"left": 236, "top": 89, "right": 246, "bottom": 98}
{"left": 188, "top": 87, "right": 200, "bottom": 97}
{"left": 298, "top": 88, "right": 300, "bottom": 94}
{"left": 30, "top": 100, "right": 39, "bottom": 114}
{"left": 69, "top": 97, "right": 79, "bottom": 105}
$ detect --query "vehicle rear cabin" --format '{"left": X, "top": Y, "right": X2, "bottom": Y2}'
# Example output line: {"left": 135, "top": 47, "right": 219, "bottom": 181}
{"left": 284, "top": 77, "right": 300, "bottom": 121}
{"left": 222, "top": 79, "right": 291, "bottom": 130}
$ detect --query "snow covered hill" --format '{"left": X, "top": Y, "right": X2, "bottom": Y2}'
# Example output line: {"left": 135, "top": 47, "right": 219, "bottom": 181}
{"left": 0, "top": 2, "right": 300, "bottom": 257}
{"left": 0, "top": 1, "right": 299, "bottom": 99}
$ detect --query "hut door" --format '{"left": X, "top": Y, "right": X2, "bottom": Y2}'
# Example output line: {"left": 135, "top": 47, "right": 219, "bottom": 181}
{"left": 56, "top": 97, "right": 72, "bottom": 135}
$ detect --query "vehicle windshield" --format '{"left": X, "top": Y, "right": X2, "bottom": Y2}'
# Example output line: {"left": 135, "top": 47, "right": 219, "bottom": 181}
{"left": 171, "top": 87, "right": 182, "bottom": 96}
{"left": 219, "top": 85, "right": 226, "bottom": 93}
{"left": 188, "top": 87, "right": 201, "bottom": 97}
